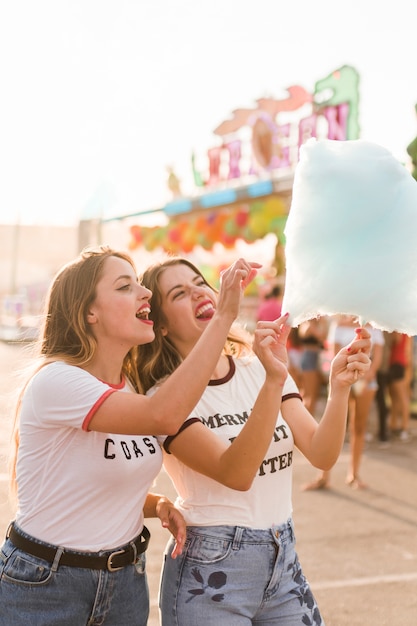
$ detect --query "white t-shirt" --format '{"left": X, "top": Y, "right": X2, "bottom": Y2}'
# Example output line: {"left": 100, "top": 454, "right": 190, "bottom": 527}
{"left": 152, "top": 355, "right": 300, "bottom": 529}
{"left": 15, "top": 361, "right": 162, "bottom": 550}
{"left": 329, "top": 324, "right": 384, "bottom": 349}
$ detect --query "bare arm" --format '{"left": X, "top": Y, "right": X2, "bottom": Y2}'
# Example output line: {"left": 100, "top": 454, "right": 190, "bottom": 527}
{"left": 284, "top": 327, "right": 372, "bottom": 470}
{"left": 89, "top": 259, "right": 261, "bottom": 435}
{"left": 167, "top": 315, "right": 292, "bottom": 490}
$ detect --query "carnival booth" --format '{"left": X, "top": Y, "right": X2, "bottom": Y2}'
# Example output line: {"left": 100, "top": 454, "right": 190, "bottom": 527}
{"left": 102, "top": 65, "right": 360, "bottom": 283}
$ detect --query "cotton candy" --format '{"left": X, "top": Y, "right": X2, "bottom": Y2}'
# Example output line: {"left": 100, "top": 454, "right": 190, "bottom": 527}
{"left": 281, "top": 138, "right": 417, "bottom": 334}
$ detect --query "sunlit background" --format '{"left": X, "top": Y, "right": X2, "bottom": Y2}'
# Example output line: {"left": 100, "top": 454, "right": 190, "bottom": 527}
{"left": 1, "top": 0, "right": 416, "bottom": 338}
{"left": 0, "top": 0, "right": 415, "bottom": 226}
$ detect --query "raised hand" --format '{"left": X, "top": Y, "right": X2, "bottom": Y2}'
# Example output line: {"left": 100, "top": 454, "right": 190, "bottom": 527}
{"left": 330, "top": 326, "right": 372, "bottom": 388}
{"left": 216, "top": 258, "right": 262, "bottom": 321}
{"left": 254, "top": 313, "right": 291, "bottom": 384}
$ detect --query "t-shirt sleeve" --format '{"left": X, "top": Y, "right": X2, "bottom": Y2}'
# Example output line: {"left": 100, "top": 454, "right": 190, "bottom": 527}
{"left": 25, "top": 362, "right": 117, "bottom": 431}
{"left": 147, "top": 381, "right": 200, "bottom": 449}
{"left": 282, "top": 372, "right": 299, "bottom": 396}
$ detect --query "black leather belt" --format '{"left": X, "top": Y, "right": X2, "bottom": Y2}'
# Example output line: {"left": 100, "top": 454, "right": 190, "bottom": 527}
{"left": 7, "top": 523, "right": 150, "bottom": 572}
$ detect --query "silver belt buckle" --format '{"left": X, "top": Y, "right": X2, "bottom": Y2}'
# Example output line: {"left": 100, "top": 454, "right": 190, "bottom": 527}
{"left": 107, "top": 549, "right": 125, "bottom": 572}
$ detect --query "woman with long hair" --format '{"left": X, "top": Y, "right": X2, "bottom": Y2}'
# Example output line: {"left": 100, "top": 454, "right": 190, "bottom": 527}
{"left": 0, "top": 245, "right": 258, "bottom": 625}
{"left": 138, "top": 257, "right": 371, "bottom": 626}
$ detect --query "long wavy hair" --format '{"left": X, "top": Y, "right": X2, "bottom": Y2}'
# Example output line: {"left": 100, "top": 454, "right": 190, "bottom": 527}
{"left": 9, "top": 245, "right": 142, "bottom": 497}
{"left": 137, "top": 257, "right": 253, "bottom": 393}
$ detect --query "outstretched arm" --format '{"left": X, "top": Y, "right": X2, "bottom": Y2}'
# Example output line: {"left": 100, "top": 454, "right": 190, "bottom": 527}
{"left": 285, "top": 327, "right": 372, "bottom": 469}
{"left": 89, "top": 259, "right": 261, "bottom": 436}
{"left": 167, "top": 314, "right": 292, "bottom": 490}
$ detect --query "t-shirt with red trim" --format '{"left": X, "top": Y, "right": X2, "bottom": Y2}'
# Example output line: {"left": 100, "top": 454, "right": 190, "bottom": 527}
{"left": 15, "top": 361, "right": 162, "bottom": 550}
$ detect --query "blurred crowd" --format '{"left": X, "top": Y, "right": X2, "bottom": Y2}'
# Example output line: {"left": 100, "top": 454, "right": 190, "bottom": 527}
{"left": 256, "top": 285, "right": 415, "bottom": 490}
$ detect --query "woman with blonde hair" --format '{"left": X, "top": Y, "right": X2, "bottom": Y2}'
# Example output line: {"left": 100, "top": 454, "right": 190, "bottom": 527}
{"left": 0, "top": 245, "right": 258, "bottom": 625}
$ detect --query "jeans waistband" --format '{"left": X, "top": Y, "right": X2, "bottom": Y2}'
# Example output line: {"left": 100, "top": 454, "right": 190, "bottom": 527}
{"left": 186, "top": 518, "right": 294, "bottom": 546}
{"left": 7, "top": 522, "right": 150, "bottom": 572}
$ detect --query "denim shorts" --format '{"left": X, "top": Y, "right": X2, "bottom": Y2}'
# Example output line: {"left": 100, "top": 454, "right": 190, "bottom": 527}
{"left": 300, "top": 349, "right": 320, "bottom": 372}
{"left": 159, "top": 518, "right": 324, "bottom": 626}
{"left": 0, "top": 528, "right": 149, "bottom": 625}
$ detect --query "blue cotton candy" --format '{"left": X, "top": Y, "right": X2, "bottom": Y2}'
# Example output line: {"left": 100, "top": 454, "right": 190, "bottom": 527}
{"left": 282, "top": 138, "right": 417, "bottom": 334}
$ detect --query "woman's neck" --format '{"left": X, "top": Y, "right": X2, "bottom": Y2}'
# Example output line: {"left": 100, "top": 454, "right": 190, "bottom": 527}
{"left": 81, "top": 349, "right": 124, "bottom": 385}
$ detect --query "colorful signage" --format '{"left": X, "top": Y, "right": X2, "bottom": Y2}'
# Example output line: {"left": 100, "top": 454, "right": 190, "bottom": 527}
{"left": 128, "top": 65, "right": 360, "bottom": 255}
{"left": 192, "top": 65, "right": 360, "bottom": 187}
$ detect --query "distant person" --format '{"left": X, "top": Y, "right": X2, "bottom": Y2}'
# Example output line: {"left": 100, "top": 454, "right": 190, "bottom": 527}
{"left": 375, "top": 331, "right": 394, "bottom": 444}
{"left": 256, "top": 284, "right": 282, "bottom": 321}
{"left": 303, "top": 315, "right": 383, "bottom": 491}
{"left": 298, "top": 316, "right": 329, "bottom": 415}
{"left": 138, "top": 256, "right": 371, "bottom": 626}
{"left": 287, "top": 326, "right": 303, "bottom": 388}
{"left": 388, "top": 332, "right": 412, "bottom": 441}
{"left": 0, "top": 245, "right": 259, "bottom": 625}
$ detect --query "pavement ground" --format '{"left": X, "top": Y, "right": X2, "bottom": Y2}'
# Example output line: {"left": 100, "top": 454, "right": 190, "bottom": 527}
{"left": 0, "top": 341, "right": 416, "bottom": 625}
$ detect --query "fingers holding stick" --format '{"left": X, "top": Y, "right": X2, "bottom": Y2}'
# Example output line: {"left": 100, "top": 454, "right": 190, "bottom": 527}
{"left": 348, "top": 326, "right": 371, "bottom": 382}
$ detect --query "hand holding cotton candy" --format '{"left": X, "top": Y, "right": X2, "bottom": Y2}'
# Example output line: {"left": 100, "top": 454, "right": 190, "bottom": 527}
{"left": 281, "top": 138, "right": 417, "bottom": 334}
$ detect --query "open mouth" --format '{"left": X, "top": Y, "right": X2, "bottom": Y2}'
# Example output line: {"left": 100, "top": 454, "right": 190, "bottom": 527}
{"left": 136, "top": 306, "right": 151, "bottom": 320}
{"left": 195, "top": 302, "right": 215, "bottom": 320}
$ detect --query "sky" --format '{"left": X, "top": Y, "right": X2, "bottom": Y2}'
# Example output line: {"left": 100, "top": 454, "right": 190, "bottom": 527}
{"left": 0, "top": 0, "right": 416, "bottom": 226}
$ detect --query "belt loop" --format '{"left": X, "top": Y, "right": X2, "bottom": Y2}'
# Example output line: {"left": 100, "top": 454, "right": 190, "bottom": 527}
{"left": 5, "top": 522, "right": 13, "bottom": 539}
{"left": 232, "top": 527, "right": 244, "bottom": 550}
{"left": 129, "top": 540, "right": 137, "bottom": 564}
{"left": 51, "top": 547, "right": 64, "bottom": 572}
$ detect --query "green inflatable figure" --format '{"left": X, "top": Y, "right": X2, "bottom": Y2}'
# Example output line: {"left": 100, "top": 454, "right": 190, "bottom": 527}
{"left": 407, "top": 104, "right": 417, "bottom": 181}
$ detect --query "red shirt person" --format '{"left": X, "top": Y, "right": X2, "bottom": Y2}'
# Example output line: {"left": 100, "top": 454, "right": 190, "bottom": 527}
{"left": 257, "top": 285, "right": 282, "bottom": 322}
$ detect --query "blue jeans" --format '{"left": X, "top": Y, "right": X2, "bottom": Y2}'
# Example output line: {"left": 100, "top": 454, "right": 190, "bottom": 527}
{"left": 159, "top": 519, "right": 324, "bottom": 626}
{"left": 0, "top": 528, "right": 149, "bottom": 625}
